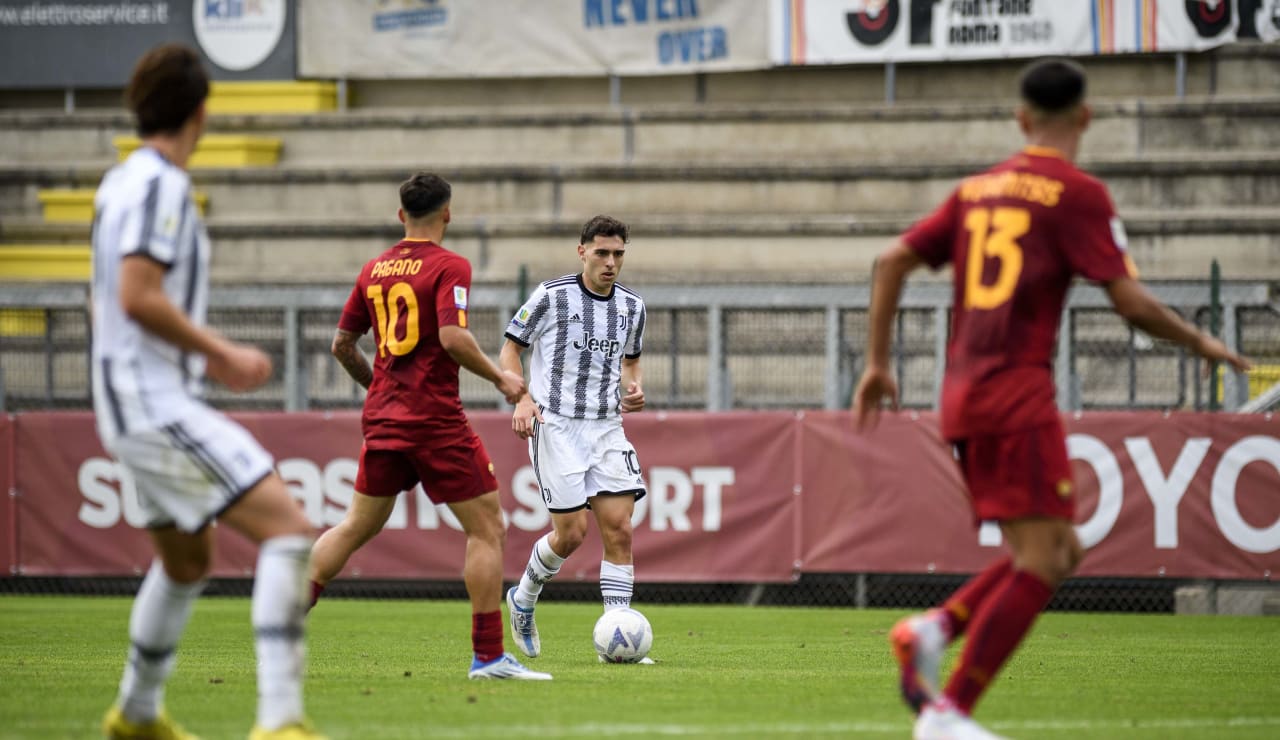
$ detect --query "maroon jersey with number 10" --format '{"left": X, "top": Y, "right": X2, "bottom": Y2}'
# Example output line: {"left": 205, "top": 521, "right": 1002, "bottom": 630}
{"left": 903, "top": 146, "right": 1137, "bottom": 440}
{"left": 339, "top": 238, "right": 474, "bottom": 449}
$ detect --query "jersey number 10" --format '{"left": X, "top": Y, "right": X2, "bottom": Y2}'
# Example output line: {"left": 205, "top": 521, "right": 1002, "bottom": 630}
{"left": 963, "top": 206, "right": 1029, "bottom": 311}
{"left": 367, "top": 283, "right": 420, "bottom": 357}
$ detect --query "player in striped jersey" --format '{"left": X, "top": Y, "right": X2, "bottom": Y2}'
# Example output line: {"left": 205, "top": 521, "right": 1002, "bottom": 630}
{"left": 499, "top": 215, "right": 649, "bottom": 661}
{"left": 92, "top": 46, "right": 323, "bottom": 739}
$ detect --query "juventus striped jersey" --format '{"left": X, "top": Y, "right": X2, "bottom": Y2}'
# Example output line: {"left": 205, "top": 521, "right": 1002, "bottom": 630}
{"left": 505, "top": 274, "right": 646, "bottom": 421}
{"left": 90, "top": 147, "right": 211, "bottom": 442}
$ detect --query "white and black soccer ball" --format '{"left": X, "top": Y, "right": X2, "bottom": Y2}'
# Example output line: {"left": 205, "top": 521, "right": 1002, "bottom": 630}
{"left": 593, "top": 607, "right": 653, "bottom": 663}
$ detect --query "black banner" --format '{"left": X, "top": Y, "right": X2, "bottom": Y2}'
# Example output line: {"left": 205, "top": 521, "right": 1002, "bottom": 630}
{"left": 0, "top": 0, "right": 295, "bottom": 88}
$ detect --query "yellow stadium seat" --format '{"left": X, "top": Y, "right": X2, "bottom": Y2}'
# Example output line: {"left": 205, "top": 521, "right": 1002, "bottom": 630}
{"left": 207, "top": 81, "right": 337, "bottom": 114}
{"left": 114, "top": 135, "right": 282, "bottom": 168}
{"left": 38, "top": 189, "right": 208, "bottom": 223}
{"left": 0, "top": 308, "right": 47, "bottom": 337}
{"left": 0, "top": 245, "right": 90, "bottom": 282}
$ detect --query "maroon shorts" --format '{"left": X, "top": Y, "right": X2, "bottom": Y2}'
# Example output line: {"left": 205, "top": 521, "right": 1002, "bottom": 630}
{"left": 953, "top": 419, "right": 1075, "bottom": 523}
{"left": 355, "top": 432, "right": 499, "bottom": 505}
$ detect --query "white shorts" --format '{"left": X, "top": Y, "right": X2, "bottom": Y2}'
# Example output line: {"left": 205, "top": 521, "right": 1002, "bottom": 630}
{"left": 103, "top": 404, "right": 275, "bottom": 533}
{"left": 528, "top": 411, "right": 646, "bottom": 513}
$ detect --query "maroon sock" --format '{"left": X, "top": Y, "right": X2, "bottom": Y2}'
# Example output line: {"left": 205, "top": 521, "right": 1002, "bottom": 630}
{"left": 472, "top": 610, "right": 504, "bottom": 662}
{"left": 945, "top": 570, "right": 1055, "bottom": 714}
{"left": 941, "top": 556, "right": 1013, "bottom": 640}
{"left": 308, "top": 581, "right": 325, "bottom": 610}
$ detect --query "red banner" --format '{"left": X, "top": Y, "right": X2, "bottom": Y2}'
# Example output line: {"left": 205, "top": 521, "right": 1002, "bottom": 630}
{"left": 796, "top": 412, "right": 1280, "bottom": 579}
{"left": 1, "top": 414, "right": 13, "bottom": 576}
{"left": 8, "top": 411, "right": 1280, "bottom": 581}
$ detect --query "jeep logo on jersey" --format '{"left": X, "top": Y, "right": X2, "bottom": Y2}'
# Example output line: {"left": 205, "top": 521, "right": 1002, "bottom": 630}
{"left": 573, "top": 332, "right": 621, "bottom": 357}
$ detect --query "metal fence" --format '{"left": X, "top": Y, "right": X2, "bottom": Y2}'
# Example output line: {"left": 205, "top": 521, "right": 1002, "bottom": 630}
{"left": 1, "top": 281, "right": 1273, "bottom": 414}
{"left": 4, "top": 280, "right": 1277, "bottom": 613}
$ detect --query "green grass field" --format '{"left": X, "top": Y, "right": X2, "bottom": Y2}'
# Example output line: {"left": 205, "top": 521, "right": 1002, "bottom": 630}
{"left": 2, "top": 595, "right": 1279, "bottom": 739}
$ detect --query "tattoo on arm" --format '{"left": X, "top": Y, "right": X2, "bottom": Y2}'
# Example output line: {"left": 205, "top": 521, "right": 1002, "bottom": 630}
{"left": 333, "top": 331, "right": 373, "bottom": 389}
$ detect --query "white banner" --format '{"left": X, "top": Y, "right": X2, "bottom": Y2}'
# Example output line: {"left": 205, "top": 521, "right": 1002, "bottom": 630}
{"left": 771, "top": 0, "right": 1265, "bottom": 66}
{"left": 299, "top": 0, "right": 770, "bottom": 79}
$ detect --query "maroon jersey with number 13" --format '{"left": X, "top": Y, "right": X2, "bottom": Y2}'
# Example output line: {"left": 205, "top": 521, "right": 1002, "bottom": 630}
{"left": 903, "top": 146, "right": 1137, "bottom": 440}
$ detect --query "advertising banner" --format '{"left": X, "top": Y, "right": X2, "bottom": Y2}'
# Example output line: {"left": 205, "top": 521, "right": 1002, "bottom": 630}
{"left": 8, "top": 410, "right": 1279, "bottom": 581}
{"left": 772, "top": 0, "right": 1267, "bottom": 66}
{"left": 1, "top": 414, "right": 12, "bottom": 576}
{"left": 298, "top": 0, "right": 770, "bottom": 79}
{"left": 12, "top": 411, "right": 799, "bottom": 582}
{"left": 796, "top": 412, "right": 1280, "bottom": 579}
{"left": 0, "top": 0, "right": 296, "bottom": 88}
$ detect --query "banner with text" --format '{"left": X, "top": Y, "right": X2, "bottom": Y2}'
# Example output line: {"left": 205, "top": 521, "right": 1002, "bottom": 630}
{"left": 772, "top": 0, "right": 1277, "bottom": 66}
{"left": 6, "top": 411, "right": 1279, "bottom": 580}
{"left": 0, "top": 0, "right": 296, "bottom": 88}
{"left": 298, "top": 0, "right": 769, "bottom": 78}
{"left": 11, "top": 411, "right": 798, "bottom": 582}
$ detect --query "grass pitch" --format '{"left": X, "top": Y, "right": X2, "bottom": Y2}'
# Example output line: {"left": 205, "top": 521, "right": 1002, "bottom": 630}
{"left": 2, "top": 595, "right": 1278, "bottom": 739}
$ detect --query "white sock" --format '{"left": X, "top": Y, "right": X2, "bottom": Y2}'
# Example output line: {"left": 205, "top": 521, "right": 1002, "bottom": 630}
{"left": 118, "top": 560, "right": 205, "bottom": 723}
{"left": 600, "top": 561, "right": 634, "bottom": 611}
{"left": 253, "top": 535, "right": 312, "bottom": 731}
{"left": 515, "top": 534, "right": 565, "bottom": 609}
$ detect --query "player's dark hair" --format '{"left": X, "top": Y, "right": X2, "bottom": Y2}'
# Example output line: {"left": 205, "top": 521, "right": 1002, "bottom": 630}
{"left": 125, "top": 44, "right": 209, "bottom": 137}
{"left": 580, "top": 215, "right": 629, "bottom": 245}
{"left": 399, "top": 172, "right": 451, "bottom": 219}
{"left": 1019, "top": 58, "right": 1087, "bottom": 114}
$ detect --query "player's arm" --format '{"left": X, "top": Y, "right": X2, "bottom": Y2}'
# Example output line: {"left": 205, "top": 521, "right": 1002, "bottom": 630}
{"left": 441, "top": 325, "right": 526, "bottom": 405}
{"left": 331, "top": 328, "right": 372, "bottom": 389}
{"left": 620, "top": 356, "right": 644, "bottom": 413}
{"left": 1105, "top": 277, "right": 1250, "bottom": 371}
{"left": 853, "top": 241, "right": 926, "bottom": 430}
{"left": 119, "top": 255, "right": 269, "bottom": 391}
{"left": 500, "top": 338, "right": 542, "bottom": 438}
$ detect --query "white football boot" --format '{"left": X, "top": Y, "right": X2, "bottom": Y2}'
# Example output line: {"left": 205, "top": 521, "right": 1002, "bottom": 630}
{"left": 914, "top": 699, "right": 1009, "bottom": 740}
{"left": 506, "top": 586, "right": 541, "bottom": 658}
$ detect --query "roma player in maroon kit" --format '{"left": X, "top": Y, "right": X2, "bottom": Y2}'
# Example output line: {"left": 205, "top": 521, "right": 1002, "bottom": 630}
{"left": 309, "top": 173, "right": 551, "bottom": 680}
{"left": 853, "top": 59, "right": 1249, "bottom": 740}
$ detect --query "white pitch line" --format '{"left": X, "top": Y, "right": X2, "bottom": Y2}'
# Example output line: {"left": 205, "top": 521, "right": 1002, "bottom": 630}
{"left": 392, "top": 715, "right": 1280, "bottom": 738}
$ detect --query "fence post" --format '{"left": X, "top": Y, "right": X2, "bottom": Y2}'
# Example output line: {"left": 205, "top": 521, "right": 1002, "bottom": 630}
{"left": 823, "top": 305, "right": 841, "bottom": 410}
{"left": 1056, "top": 306, "right": 1073, "bottom": 411}
{"left": 1209, "top": 260, "right": 1221, "bottom": 411}
{"left": 284, "top": 306, "right": 302, "bottom": 412}
{"left": 932, "top": 303, "right": 947, "bottom": 408}
{"left": 707, "top": 304, "right": 724, "bottom": 411}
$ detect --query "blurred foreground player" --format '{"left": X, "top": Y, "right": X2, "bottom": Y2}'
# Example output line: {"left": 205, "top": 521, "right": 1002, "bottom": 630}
{"left": 852, "top": 58, "right": 1250, "bottom": 740}
{"left": 94, "top": 44, "right": 323, "bottom": 739}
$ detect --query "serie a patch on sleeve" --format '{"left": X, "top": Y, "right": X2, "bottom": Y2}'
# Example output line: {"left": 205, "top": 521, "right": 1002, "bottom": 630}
{"left": 510, "top": 306, "right": 530, "bottom": 329}
{"left": 453, "top": 286, "right": 468, "bottom": 309}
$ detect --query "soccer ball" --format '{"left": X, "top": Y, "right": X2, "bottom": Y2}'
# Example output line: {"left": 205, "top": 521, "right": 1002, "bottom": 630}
{"left": 592, "top": 607, "right": 653, "bottom": 663}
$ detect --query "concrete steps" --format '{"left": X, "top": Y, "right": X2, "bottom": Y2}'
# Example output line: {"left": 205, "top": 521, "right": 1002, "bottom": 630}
{"left": 5, "top": 210, "right": 1275, "bottom": 285}
{"left": 5, "top": 154, "right": 1277, "bottom": 220}
{"left": 2, "top": 97, "right": 1278, "bottom": 167}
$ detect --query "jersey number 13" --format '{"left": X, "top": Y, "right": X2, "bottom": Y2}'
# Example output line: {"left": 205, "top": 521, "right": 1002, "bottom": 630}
{"left": 963, "top": 206, "right": 1029, "bottom": 311}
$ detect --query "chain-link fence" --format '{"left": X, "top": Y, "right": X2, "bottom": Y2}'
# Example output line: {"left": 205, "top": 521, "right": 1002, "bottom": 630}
{"left": 2, "top": 281, "right": 1277, "bottom": 613}
{"left": 5, "top": 574, "right": 1278, "bottom": 615}
{"left": 2, "top": 281, "right": 1273, "bottom": 413}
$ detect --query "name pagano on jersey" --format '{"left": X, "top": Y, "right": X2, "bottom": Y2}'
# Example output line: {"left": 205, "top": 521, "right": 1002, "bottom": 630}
{"left": 370, "top": 258, "right": 424, "bottom": 278}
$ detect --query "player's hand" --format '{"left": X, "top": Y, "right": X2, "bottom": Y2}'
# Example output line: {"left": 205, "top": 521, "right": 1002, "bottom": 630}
{"left": 852, "top": 366, "right": 898, "bottom": 432}
{"left": 495, "top": 370, "right": 527, "bottom": 406}
{"left": 206, "top": 341, "right": 272, "bottom": 392}
{"left": 620, "top": 381, "right": 645, "bottom": 413}
{"left": 1195, "top": 334, "right": 1252, "bottom": 375}
{"left": 511, "top": 398, "right": 544, "bottom": 440}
